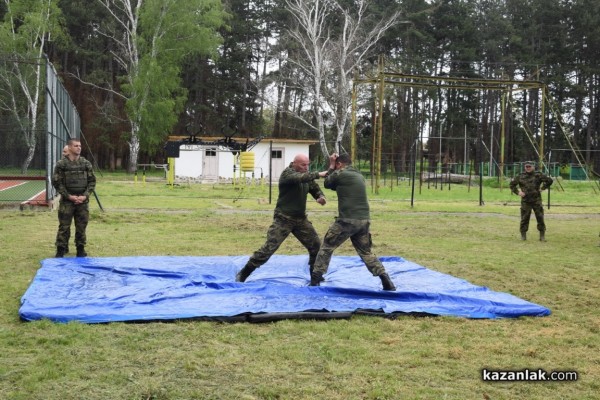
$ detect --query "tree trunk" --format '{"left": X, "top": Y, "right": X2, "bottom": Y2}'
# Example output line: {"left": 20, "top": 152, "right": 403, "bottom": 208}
{"left": 128, "top": 127, "right": 140, "bottom": 173}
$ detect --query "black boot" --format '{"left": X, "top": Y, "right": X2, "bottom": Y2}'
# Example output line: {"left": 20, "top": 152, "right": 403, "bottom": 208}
{"left": 309, "top": 272, "right": 323, "bottom": 286}
{"left": 521, "top": 232, "right": 527, "bottom": 241}
{"left": 76, "top": 245, "right": 87, "bottom": 257}
{"left": 539, "top": 232, "right": 546, "bottom": 242}
{"left": 55, "top": 246, "right": 66, "bottom": 258}
{"left": 379, "top": 273, "right": 396, "bottom": 291}
{"left": 236, "top": 265, "right": 256, "bottom": 282}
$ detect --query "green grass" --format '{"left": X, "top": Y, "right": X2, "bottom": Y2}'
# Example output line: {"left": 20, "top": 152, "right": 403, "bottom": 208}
{"left": 1, "top": 176, "right": 599, "bottom": 399}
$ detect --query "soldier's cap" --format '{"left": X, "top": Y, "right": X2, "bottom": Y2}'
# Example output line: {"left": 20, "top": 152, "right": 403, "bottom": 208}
{"left": 524, "top": 161, "right": 535, "bottom": 166}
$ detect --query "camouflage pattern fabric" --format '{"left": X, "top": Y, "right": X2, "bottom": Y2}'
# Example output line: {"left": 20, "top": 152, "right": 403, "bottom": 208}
{"left": 245, "top": 211, "right": 321, "bottom": 270}
{"left": 519, "top": 199, "right": 546, "bottom": 234}
{"left": 509, "top": 170, "right": 553, "bottom": 233}
{"left": 312, "top": 218, "right": 386, "bottom": 276}
{"left": 53, "top": 157, "right": 96, "bottom": 198}
{"left": 55, "top": 202, "right": 89, "bottom": 247}
{"left": 53, "top": 156, "right": 96, "bottom": 248}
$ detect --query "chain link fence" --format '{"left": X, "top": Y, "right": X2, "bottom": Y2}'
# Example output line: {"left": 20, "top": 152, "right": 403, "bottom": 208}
{"left": 0, "top": 128, "right": 48, "bottom": 208}
{"left": 0, "top": 57, "right": 76, "bottom": 209}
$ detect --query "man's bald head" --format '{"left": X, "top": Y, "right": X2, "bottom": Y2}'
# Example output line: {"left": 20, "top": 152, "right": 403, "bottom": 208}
{"left": 292, "top": 154, "right": 310, "bottom": 173}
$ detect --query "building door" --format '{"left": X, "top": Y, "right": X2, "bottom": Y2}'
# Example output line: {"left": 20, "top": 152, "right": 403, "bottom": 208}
{"left": 203, "top": 148, "right": 218, "bottom": 179}
{"left": 270, "top": 148, "right": 285, "bottom": 181}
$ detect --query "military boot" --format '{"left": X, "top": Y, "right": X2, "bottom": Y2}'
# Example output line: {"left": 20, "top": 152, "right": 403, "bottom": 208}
{"left": 76, "top": 245, "right": 87, "bottom": 257}
{"left": 521, "top": 232, "right": 527, "bottom": 241}
{"left": 55, "top": 246, "right": 66, "bottom": 258}
{"left": 539, "top": 232, "right": 546, "bottom": 242}
{"left": 379, "top": 273, "right": 396, "bottom": 291}
{"left": 309, "top": 272, "right": 323, "bottom": 286}
{"left": 236, "top": 265, "right": 256, "bottom": 282}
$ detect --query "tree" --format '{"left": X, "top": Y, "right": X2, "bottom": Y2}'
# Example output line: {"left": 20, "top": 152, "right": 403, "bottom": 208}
{"left": 283, "top": 0, "right": 402, "bottom": 156}
{"left": 0, "top": 0, "right": 65, "bottom": 173}
{"left": 92, "top": 0, "right": 226, "bottom": 172}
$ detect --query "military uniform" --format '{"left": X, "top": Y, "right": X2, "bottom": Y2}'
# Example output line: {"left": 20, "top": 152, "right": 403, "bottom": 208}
{"left": 311, "top": 165, "right": 395, "bottom": 290}
{"left": 236, "top": 163, "right": 324, "bottom": 281}
{"left": 509, "top": 165, "right": 553, "bottom": 240}
{"left": 53, "top": 156, "right": 96, "bottom": 256}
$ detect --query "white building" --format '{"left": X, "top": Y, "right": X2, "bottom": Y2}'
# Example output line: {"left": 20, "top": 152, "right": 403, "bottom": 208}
{"left": 169, "top": 137, "right": 318, "bottom": 183}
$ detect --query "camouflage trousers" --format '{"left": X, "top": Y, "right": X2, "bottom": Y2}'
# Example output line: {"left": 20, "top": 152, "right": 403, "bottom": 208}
{"left": 246, "top": 210, "right": 321, "bottom": 270}
{"left": 520, "top": 199, "right": 546, "bottom": 233}
{"left": 312, "top": 218, "right": 386, "bottom": 276}
{"left": 55, "top": 200, "right": 89, "bottom": 248}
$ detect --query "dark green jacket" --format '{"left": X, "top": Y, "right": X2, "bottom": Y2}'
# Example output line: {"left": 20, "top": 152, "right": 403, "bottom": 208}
{"left": 275, "top": 164, "right": 324, "bottom": 218}
{"left": 324, "top": 166, "right": 370, "bottom": 219}
{"left": 53, "top": 156, "right": 96, "bottom": 200}
{"left": 509, "top": 171, "right": 553, "bottom": 202}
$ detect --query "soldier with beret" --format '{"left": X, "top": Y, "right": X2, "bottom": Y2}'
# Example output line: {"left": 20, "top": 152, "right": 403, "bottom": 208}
{"left": 509, "top": 161, "right": 553, "bottom": 241}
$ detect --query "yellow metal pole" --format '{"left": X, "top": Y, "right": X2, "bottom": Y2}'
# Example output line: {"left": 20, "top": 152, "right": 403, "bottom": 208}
{"left": 167, "top": 158, "right": 175, "bottom": 188}
{"left": 351, "top": 81, "right": 358, "bottom": 164}
{"left": 539, "top": 85, "right": 546, "bottom": 169}
{"left": 500, "top": 91, "right": 506, "bottom": 190}
{"left": 375, "top": 55, "right": 385, "bottom": 194}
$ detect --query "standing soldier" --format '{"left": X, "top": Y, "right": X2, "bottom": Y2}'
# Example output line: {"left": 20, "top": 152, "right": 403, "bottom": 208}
{"left": 236, "top": 154, "right": 329, "bottom": 282}
{"left": 310, "top": 153, "right": 396, "bottom": 291}
{"left": 509, "top": 161, "right": 553, "bottom": 241}
{"left": 54, "top": 145, "right": 71, "bottom": 253}
{"left": 53, "top": 139, "right": 96, "bottom": 257}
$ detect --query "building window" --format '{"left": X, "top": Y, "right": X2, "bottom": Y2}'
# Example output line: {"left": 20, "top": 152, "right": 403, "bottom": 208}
{"left": 272, "top": 150, "right": 282, "bottom": 159}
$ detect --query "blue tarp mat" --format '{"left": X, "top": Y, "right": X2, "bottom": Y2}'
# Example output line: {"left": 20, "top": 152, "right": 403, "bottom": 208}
{"left": 19, "top": 255, "right": 550, "bottom": 323}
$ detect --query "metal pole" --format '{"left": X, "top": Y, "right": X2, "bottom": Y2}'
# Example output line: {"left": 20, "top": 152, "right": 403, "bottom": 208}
{"left": 500, "top": 90, "right": 507, "bottom": 190}
{"left": 419, "top": 122, "right": 424, "bottom": 194}
{"left": 269, "top": 141, "right": 272, "bottom": 204}
{"left": 489, "top": 125, "right": 494, "bottom": 177}
{"left": 351, "top": 82, "right": 358, "bottom": 164}
{"left": 439, "top": 121, "right": 443, "bottom": 178}
{"left": 479, "top": 160, "right": 484, "bottom": 206}
{"left": 540, "top": 86, "right": 546, "bottom": 168}
{"left": 92, "top": 190, "right": 104, "bottom": 211}
{"left": 375, "top": 55, "right": 385, "bottom": 194}
{"left": 411, "top": 139, "right": 417, "bottom": 207}
{"left": 464, "top": 124, "right": 467, "bottom": 175}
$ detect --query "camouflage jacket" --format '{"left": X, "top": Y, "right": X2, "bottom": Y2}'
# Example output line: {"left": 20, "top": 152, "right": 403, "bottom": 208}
{"left": 509, "top": 171, "right": 553, "bottom": 202}
{"left": 53, "top": 156, "right": 96, "bottom": 200}
{"left": 275, "top": 164, "right": 324, "bottom": 218}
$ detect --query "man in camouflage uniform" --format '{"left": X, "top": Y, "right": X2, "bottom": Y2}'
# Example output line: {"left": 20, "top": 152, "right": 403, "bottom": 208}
{"left": 53, "top": 139, "right": 96, "bottom": 257}
{"left": 310, "top": 153, "right": 396, "bottom": 291}
{"left": 51, "top": 145, "right": 72, "bottom": 254}
{"left": 509, "top": 161, "right": 553, "bottom": 241}
{"left": 236, "top": 154, "right": 329, "bottom": 282}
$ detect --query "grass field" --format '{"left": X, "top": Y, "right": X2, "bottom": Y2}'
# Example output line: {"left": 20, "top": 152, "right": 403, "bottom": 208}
{"left": 1, "top": 175, "right": 599, "bottom": 399}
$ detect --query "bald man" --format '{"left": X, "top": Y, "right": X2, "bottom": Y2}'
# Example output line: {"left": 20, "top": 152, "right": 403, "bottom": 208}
{"left": 236, "top": 154, "right": 330, "bottom": 282}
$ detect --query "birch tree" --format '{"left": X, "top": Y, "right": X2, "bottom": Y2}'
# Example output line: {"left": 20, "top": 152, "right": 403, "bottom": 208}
{"left": 284, "top": 0, "right": 402, "bottom": 156}
{"left": 94, "top": 0, "right": 226, "bottom": 172}
{"left": 0, "top": 0, "right": 65, "bottom": 173}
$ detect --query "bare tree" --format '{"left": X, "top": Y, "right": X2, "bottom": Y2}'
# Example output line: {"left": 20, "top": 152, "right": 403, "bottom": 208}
{"left": 284, "top": 0, "right": 402, "bottom": 156}
{"left": 0, "top": 0, "right": 64, "bottom": 173}
{"left": 90, "top": 0, "right": 225, "bottom": 172}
